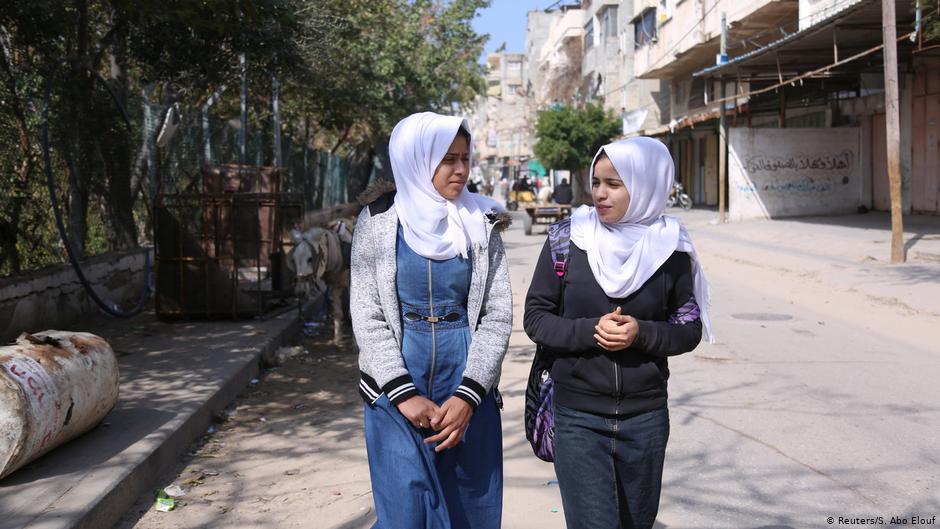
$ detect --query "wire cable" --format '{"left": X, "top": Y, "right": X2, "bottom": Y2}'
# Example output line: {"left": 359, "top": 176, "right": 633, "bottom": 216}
{"left": 41, "top": 78, "right": 152, "bottom": 318}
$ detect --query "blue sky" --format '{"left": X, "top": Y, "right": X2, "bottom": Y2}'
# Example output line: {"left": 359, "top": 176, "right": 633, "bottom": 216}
{"left": 472, "top": 1, "right": 555, "bottom": 63}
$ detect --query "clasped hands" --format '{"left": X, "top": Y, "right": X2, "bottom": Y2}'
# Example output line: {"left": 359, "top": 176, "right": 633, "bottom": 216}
{"left": 396, "top": 395, "right": 472, "bottom": 452}
{"left": 593, "top": 306, "right": 639, "bottom": 351}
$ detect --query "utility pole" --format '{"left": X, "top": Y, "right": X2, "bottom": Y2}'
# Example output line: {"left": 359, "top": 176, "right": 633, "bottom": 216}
{"left": 202, "top": 86, "right": 225, "bottom": 164}
{"left": 718, "top": 12, "right": 728, "bottom": 223}
{"left": 272, "top": 70, "right": 282, "bottom": 170}
{"left": 882, "top": 0, "right": 906, "bottom": 263}
{"left": 239, "top": 52, "right": 248, "bottom": 167}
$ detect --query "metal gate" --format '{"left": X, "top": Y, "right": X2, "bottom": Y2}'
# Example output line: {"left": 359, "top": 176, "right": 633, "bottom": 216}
{"left": 155, "top": 164, "right": 303, "bottom": 319}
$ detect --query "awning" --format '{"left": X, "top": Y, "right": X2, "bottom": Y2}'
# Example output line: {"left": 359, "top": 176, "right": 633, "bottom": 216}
{"left": 528, "top": 159, "right": 547, "bottom": 177}
{"left": 693, "top": 0, "right": 915, "bottom": 80}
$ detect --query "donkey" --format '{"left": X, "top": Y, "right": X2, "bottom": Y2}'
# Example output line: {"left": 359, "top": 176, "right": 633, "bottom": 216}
{"left": 286, "top": 180, "right": 394, "bottom": 344}
{"left": 288, "top": 226, "right": 350, "bottom": 345}
{"left": 325, "top": 216, "right": 356, "bottom": 245}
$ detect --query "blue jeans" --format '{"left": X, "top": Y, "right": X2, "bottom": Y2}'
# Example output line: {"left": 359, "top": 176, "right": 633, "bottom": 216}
{"left": 552, "top": 403, "right": 669, "bottom": 529}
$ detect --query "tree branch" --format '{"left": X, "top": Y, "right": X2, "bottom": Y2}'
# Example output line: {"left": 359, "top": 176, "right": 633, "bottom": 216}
{"left": 330, "top": 125, "right": 352, "bottom": 155}
{"left": 90, "top": 19, "right": 127, "bottom": 68}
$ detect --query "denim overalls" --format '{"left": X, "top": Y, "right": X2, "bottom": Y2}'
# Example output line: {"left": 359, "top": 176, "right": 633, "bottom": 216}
{"left": 363, "top": 226, "right": 502, "bottom": 529}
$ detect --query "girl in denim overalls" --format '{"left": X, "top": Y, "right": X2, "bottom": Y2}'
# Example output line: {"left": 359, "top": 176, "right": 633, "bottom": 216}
{"left": 351, "top": 113, "right": 513, "bottom": 529}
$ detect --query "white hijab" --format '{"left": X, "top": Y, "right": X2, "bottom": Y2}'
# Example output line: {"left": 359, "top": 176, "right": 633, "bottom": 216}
{"left": 570, "top": 137, "right": 714, "bottom": 342}
{"left": 389, "top": 112, "right": 500, "bottom": 260}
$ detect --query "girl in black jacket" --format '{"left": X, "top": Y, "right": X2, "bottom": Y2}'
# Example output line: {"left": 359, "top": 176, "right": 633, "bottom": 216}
{"left": 523, "top": 137, "right": 713, "bottom": 529}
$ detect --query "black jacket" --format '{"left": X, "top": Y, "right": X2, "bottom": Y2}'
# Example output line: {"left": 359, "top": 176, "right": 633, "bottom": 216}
{"left": 523, "top": 240, "right": 702, "bottom": 416}
{"left": 552, "top": 184, "right": 573, "bottom": 205}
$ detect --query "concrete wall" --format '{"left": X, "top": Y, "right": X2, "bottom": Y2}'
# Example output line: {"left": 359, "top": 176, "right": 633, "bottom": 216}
{"left": 471, "top": 51, "right": 533, "bottom": 163}
{"left": 581, "top": 1, "right": 621, "bottom": 101}
{"left": 0, "top": 249, "right": 151, "bottom": 343}
{"left": 633, "top": 0, "right": 789, "bottom": 78}
{"left": 494, "top": 53, "right": 530, "bottom": 160}
{"left": 729, "top": 128, "right": 861, "bottom": 221}
{"left": 526, "top": 10, "right": 556, "bottom": 97}
{"left": 524, "top": 9, "right": 558, "bottom": 163}
{"left": 615, "top": 0, "right": 667, "bottom": 133}
{"left": 534, "top": 9, "right": 583, "bottom": 106}
{"left": 632, "top": 0, "right": 716, "bottom": 77}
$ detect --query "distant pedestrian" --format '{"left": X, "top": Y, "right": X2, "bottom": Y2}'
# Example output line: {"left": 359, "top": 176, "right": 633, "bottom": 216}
{"left": 351, "top": 112, "right": 512, "bottom": 529}
{"left": 523, "top": 137, "right": 714, "bottom": 529}
{"left": 467, "top": 179, "right": 479, "bottom": 193}
{"left": 552, "top": 177, "right": 573, "bottom": 205}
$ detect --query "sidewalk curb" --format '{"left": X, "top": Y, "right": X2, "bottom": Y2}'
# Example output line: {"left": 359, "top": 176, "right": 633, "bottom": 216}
{"left": 65, "top": 315, "right": 299, "bottom": 529}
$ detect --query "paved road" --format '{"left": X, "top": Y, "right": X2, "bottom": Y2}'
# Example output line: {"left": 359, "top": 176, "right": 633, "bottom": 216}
{"left": 119, "top": 209, "right": 940, "bottom": 529}
{"left": 501, "top": 210, "right": 940, "bottom": 529}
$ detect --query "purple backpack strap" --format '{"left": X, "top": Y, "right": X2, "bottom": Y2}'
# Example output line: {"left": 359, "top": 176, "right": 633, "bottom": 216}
{"left": 669, "top": 294, "right": 701, "bottom": 325}
{"left": 547, "top": 218, "right": 572, "bottom": 278}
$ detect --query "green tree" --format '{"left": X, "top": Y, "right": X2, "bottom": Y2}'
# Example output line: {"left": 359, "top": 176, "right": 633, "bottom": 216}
{"left": 1, "top": 0, "right": 310, "bottom": 270}
{"left": 921, "top": 1, "right": 940, "bottom": 42}
{"left": 0, "top": 0, "right": 489, "bottom": 275}
{"left": 533, "top": 103, "right": 621, "bottom": 204}
{"left": 279, "top": 0, "right": 488, "bottom": 200}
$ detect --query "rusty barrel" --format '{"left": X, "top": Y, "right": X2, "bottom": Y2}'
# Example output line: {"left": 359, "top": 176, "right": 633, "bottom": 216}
{"left": 0, "top": 331, "right": 119, "bottom": 479}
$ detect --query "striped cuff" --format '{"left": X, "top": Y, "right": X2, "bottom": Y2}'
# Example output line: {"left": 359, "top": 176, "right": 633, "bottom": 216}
{"left": 358, "top": 373, "right": 382, "bottom": 404}
{"left": 383, "top": 375, "right": 419, "bottom": 406}
{"left": 454, "top": 377, "right": 487, "bottom": 410}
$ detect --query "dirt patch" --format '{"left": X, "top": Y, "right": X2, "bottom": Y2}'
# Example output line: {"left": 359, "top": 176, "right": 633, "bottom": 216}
{"left": 115, "top": 325, "right": 375, "bottom": 529}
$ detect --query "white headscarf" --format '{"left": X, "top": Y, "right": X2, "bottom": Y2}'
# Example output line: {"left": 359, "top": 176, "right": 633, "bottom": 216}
{"left": 389, "top": 112, "right": 500, "bottom": 260}
{"left": 570, "top": 137, "right": 714, "bottom": 342}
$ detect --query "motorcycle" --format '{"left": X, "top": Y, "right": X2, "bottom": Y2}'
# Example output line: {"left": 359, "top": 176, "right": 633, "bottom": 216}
{"left": 666, "top": 182, "right": 692, "bottom": 210}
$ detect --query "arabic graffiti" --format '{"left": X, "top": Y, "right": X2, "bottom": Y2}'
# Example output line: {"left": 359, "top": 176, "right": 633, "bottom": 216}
{"left": 745, "top": 151, "right": 853, "bottom": 173}
{"left": 760, "top": 176, "right": 834, "bottom": 194}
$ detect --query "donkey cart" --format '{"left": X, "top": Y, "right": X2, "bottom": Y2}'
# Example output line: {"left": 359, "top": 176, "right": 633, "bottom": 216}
{"left": 522, "top": 203, "right": 571, "bottom": 235}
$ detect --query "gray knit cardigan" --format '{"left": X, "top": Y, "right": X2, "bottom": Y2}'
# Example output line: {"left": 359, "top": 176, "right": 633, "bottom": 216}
{"left": 351, "top": 190, "right": 512, "bottom": 409}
